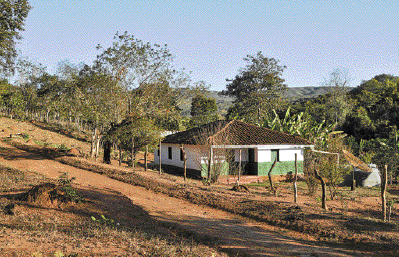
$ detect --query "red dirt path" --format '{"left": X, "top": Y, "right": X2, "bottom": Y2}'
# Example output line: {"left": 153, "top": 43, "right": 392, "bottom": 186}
{"left": 0, "top": 139, "right": 370, "bottom": 257}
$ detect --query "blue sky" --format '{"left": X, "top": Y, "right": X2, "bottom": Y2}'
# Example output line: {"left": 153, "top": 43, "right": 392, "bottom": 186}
{"left": 17, "top": 0, "right": 399, "bottom": 91}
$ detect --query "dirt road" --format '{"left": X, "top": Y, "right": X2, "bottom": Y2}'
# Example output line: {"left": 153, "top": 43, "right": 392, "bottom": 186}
{"left": 0, "top": 141, "right": 365, "bottom": 256}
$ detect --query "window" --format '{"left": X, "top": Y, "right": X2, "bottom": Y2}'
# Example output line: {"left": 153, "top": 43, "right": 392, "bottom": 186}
{"left": 168, "top": 147, "right": 172, "bottom": 159}
{"left": 271, "top": 149, "right": 280, "bottom": 162}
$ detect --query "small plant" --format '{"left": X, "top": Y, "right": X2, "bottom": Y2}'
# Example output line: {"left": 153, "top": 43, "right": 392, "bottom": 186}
{"left": 21, "top": 133, "right": 30, "bottom": 139}
{"left": 91, "top": 214, "right": 115, "bottom": 227}
{"left": 58, "top": 172, "right": 83, "bottom": 203}
{"left": 57, "top": 143, "right": 70, "bottom": 152}
{"left": 53, "top": 252, "right": 78, "bottom": 257}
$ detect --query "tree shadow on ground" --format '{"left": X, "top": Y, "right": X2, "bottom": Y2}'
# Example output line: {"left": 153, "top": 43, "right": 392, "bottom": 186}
{"left": 28, "top": 120, "right": 88, "bottom": 143}
{"left": 0, "top": 185, "right": 225, "bottom": 254}
{"left": 156, "top": 212, "right": 388, "bottom": 257}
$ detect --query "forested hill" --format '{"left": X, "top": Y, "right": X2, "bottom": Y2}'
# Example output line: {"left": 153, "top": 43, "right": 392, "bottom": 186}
{"left": 179, "top": 86, "right": 350, "bottom": 116}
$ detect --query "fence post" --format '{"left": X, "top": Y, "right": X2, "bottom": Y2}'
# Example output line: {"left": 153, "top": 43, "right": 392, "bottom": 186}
{"left": 294, "top": 153, "right": 298, "bottom": 203}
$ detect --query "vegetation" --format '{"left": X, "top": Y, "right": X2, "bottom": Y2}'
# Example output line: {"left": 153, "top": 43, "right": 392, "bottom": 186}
{"left": 222, "top": 51, "right": 287, "bottom": 124}
{"left": 0, "top": 0, "right": 31, "bottom": 76}
{"left": 189, "top": 94, "right": 219, "bottom": 128}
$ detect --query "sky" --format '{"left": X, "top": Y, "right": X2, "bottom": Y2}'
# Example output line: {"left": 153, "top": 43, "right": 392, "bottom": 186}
{"left": 17, "top": 0, "right": 399, "bottom": 91}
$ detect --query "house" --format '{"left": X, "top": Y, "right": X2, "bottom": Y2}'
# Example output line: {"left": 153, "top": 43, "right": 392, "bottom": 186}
{"left": 154, "top": 120, "right": 314, "bottom": 179}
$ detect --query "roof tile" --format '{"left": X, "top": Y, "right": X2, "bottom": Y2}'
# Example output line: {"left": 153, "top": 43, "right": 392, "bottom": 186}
{"left": 163, "top": 120, "right": 313, "bottom": 146}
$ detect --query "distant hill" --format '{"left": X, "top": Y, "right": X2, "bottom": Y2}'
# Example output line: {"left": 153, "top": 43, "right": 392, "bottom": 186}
{"left": 178, "top": 86, "right": 353, "bottom": 116}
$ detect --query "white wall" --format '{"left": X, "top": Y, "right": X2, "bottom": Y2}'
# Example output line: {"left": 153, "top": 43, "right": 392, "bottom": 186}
{"left": 280, "top": 149, "right": 304, "bottom": 162}
{"left": 154, "top": 145, "right": 306, "bottom": 169}
{"left": 254, "top": 148, "right": 304, "bottom": 162}
{"left": 154, "top": 144, "right": 204, "bottom": 170}
{"left": 258, "top": 149, "right": 271, "bottom": 162}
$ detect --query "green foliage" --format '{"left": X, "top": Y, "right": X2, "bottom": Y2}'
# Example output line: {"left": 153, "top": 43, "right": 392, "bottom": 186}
{"left": 91, "top": 214, "right": 115, "bottom": 227}
{"left": 263, "top": 107, "right": 349, "bottom": 197}
{"left": 57, "top": 172, "right": 83, "bottom": 203}
{"left": 57, "top": 143, "right": 70, "bottom": 152}
{"left": 222, "top": 51, "right": 287, "bottom": 124}
{"left": 347, "top": 74, "right": 399, "bottom": 140}
{"left": 189, "top": 94, "right": 219, "bottom": 128}
{"left": 0, "top": 0, "right": 31, "bottom": 75}
{"left": 263, "top": 107, "right": 336, "bottom": 145}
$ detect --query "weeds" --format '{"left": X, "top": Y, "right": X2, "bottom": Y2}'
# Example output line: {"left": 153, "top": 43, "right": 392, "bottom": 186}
{"left": 57, "top": 143, "right": 70, "bottom": 152}
{"left": 57, "top": 172, "right": 83, "bottom": 203}
{"left": 91, "top": 214, "right": 115, "bottom": 227}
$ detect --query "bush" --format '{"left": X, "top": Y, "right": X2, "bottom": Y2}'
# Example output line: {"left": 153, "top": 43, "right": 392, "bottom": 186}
{"left": 58, "top": 172, "right": 83, "bottom": 203}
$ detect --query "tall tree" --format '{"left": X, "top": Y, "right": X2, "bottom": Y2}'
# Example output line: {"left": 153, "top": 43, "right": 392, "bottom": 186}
{"left": 189, "top": 94, "right": 218, "bottom": 128}
{"left": 322, "top": 68, "right": 353, "bottom": 127}
{"left": 0, "top": 0, "right": 31, "bottom": 76}
{"left": 15, "top": 57, "right": 46, "bottom": 118}
{"left": 222, "top": 52, "right": 287, "bottom": 124}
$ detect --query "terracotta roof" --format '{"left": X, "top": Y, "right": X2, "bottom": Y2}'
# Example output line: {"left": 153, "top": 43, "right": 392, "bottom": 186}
{"left": 163, "top": 120, "right": 313, "bottom": 146}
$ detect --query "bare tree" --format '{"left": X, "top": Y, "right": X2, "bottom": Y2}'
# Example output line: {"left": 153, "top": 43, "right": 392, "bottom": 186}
{"left": 323, "top": 68, "right": 353, "bottom": 127}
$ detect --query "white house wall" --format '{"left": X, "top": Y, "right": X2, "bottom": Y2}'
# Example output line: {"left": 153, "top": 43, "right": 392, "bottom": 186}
{"left": 257, "top": 148, "right": 304, "bottom": 162}
{"left": 258, "top": 149, "right": 271, "bottom": 162}
{"left": 154, "top": 144, "right": 205, "bottom": 171}
{"left": 279, "top": 149, "right": 304, "bottom": 161}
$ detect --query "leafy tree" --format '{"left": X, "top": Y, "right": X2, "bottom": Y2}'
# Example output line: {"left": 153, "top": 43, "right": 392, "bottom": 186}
{"left": 341, "top": 106, "right": 375, "bottom": 140}
{"left": 15, "top": 57, "right": 46, "bottom": 118}
{"left": 36, "top": 73, "right": 65, "bottom": 122}
{"left": 0, "top": 0, "right": 31, "bottom": 76}
{"left": 189, "top": 94, "right": 218, "bottom": 128}
{"left": 1, "top": 82, "right": 24, "bottom": 118}
{"left": 347, "top": 74, "right": 399, "bottom": 140}
{"left": 222, "top": 51, "right": 287, "bottom": 124}
{"left": 263, "top": 108, "right": 348, "bottom": 198}
{"left": 74, "top": 65, "right": 119, "bottom": 158}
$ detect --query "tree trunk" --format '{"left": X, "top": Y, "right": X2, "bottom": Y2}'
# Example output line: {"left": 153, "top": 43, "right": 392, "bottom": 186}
{"left": 118, "top": 144, "right": 122, "bottom": 166}
{"left": 351, "top": 167, "right": 356, "bottom": 191}
{"left": 95, "top": 136, "right": 101, "bottom": 161}
{"left": 159, "top": 139, "right": 162, "bottom": 175}
{"left": 46, "top": 109, "right": 50, "bottom": 123}
{"left": 294, "top": 153, "right": 298, "bottom": 203}
{"left": 103, "top": 140, "right": 111, "bottom": 164}
{"left": 207, "top": 146, "right": 213, "bottom": 182}
{"left": 145, "top": 145, "right": 148, "bottom": 171}
{"left": 382, "top": 165, "right": 388, "bottom": 222}
{"left": 131, "top": 137, "right": 135, "bottom": 169}
{"left": 238, "top": 149, "right": 242, "bottom": 183}
{"left": 315, "top": 169, "right": 327, "bottom": 210}
{"left": 180, "top": 144, "right": 187, "bottom": 182}
{"left": 268, "top": 159, "right": 277, "bottom": 196}
{"left": 90, "top": 127, "right": 97, "bottom": 159}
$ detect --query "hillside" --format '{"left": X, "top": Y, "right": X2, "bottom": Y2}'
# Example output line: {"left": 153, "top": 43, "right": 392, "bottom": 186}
{"left": 179, "top": 86, "right": 353, "bottom": 116}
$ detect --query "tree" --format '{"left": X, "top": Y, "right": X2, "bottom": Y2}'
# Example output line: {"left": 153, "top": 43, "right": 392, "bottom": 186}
{"left": 15, "top": 57, "right": 46, "bottom": 119}
{"left": 74, "top": 65, "right": 119, "bottom": 159}
{"left": 0, "top": 0, "right": 31, "bottom": 76}
{"left": 322, "top": 68, "right": 353, "bottom": 128}
{"left": 348, "top": 74, "right": 399, "bottom": 139}
{"left": 35, "top": 73, "right": 64, "bottom": 122}
{"left": 189, "top": 94, "right": 218, "bottom": 128}
{"left": 222, "top": 52, "right": 287, "bottom": 124}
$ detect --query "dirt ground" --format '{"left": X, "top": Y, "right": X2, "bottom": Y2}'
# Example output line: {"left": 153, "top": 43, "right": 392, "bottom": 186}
{"left": 0, "top": 118, "right": 398, "bottom": 256}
